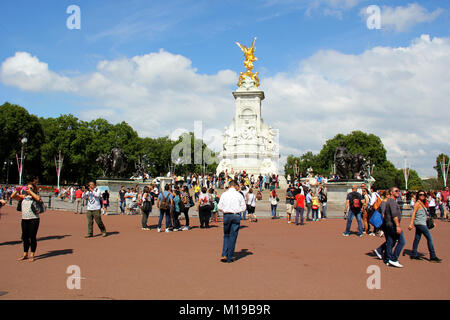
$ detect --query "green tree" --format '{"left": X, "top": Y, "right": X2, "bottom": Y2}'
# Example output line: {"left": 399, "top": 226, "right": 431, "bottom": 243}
{"left": 0, "top": 102, "right": 44, "bottom": 183}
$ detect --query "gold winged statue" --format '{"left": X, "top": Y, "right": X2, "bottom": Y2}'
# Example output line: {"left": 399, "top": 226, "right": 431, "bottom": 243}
{"left": 236, "top": 37, "right": 260, "bottom": 87}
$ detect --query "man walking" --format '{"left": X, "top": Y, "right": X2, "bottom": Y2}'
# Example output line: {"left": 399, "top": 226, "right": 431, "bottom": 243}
{"left": 343, "top": 185, "right": 364, "bottom": 237}
{"left": 374, "top": 187, "right": 406, "bottom": 268}
{"left": 218, "top": 180, "right": 246, "bottom": 263}
{"left": 305, "top": 190, "right": 312, "bottom": 221}
{"left": 85, "top": 181, "right": 107, "bottom": 238}
{"left": 285, "top": 186, "right": 295, "bottom": 224}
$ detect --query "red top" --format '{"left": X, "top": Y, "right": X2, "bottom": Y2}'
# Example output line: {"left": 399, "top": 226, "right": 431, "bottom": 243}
{"left": 295, "top": 194, "right": 305, "bottom": 208}
{"left": 75, "top": 189, "right": 83, "bottom": 199}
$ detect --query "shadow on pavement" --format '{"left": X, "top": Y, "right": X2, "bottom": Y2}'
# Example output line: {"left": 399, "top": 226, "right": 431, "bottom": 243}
{"left": 234, "top": 249, "right": 253, "bottom": 261}
{"left": 35, "top": 249, "right": 74, "bottom": 260}
{"left": 0, "top": 234, "right": 72, "bottom": 247}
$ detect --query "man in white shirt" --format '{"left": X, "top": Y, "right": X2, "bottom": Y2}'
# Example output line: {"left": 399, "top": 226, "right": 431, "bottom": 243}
{"left": 85, "top": 181, "right": 107, "bottom": 238}
{"left": 218, "top": 180, "right": 246, "bottom": 263}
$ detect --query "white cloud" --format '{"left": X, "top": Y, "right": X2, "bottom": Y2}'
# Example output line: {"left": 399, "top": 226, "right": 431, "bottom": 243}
{"left": 361, "top": 3, "right": 443, "bottom": 32}
{"left": 0, "top": 52, "right": 74, "bottom": 92}
{"left": 307, "top": 0, "right": 365, "bottom": 19}
{"left": 1, "top": 35, "right": 450, "bottom": 177}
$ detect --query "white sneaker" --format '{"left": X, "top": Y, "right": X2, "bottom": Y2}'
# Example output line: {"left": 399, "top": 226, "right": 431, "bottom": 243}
{"left": 342, "top": 233, "right": 349, "bottom": 237}
{"left": 173, "top": 228, "right": 180, "bottom": 232}
{"left": 379, "top": 231, "right": 384, "bottom": 237}
{"left": 182, "top": 226, "right": 189, "bottom": 231}
{"left": 165, "top": 229, "right": 172, "bottom": 233}
{"left": 388, "top": 260, "right": 403, "bottom": 268}
{"left": 374, "top": 249, "right": 382, "bottom": 260}
{"left": 157, "top": 228, "right": 161, "bottom": 233}
{"left": 369, "top": 232, "right": 375, "bottom": 236}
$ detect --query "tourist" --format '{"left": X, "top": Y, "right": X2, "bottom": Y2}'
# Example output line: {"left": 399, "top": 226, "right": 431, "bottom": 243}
{"left": 101, "top": 190, "right": 110, "bottom": 215}
{"left": 374, "top": 187, "right": 405, "bottom": 268}
{"left": 241, "top": 184, "right": 249, "bottom": 220}
{"left": 436, "top": 189, "right": 446, "bottom": 221}
{"left": 318, "top": 187, "right": 327, "bottom": 219}
{"left": 180, "top": 186, "right": 192, "bottom": 230}
{"left": 157, "top": 184, "right": 173, "bottom": 232}
{"left": 74, "top": 187, "right": 84, "bottom": 214}
{"left": 368, "top": 187, "right": 382, "bottom": 236}
{"left": 427, "top": 191, "right": 437, "bottom": 218}
{"left": 197, "top": 187, "right": 212, "bottom": 228}
{"left": 210, "top": 188, "right": 219, "bottom": 223}
{"left": 124, "top": 188, "right": 133, "bottom": 215}
{"left": 305, "top": 190, "right": 312, "bottom": 221}
{"left": 118, "top": 186, "right": 126, "bottom": 215}
{"left": 246, "top": 188, "right": 257, "bottom": 222}
{"left": 130, "top": 188, "right": 139, "bottom": 215}
{"left": 194, "top": 184, "right": 201, "bottom": 202}
{"left": 440, "top": 187, "right": 449, "bottom": 219}
{"left": 172, "top": 189, "right": 182, "bottom": 231}
{"left": 11, "top": 182, "right": 42, "bottom": 262}
{"left": 269, "top": 188, "right": 279, "bottom": 219}
{"left": 218, "top": 180, "right": 246, "bottom": 263}
{"left": 311, "top": 192, "right": 320, "bottom": 221}
{"left": 294, "top": 189, "right": 306, "bottom": 226}
{"left": 140, "top": 186, "right": 152, "bottom": 230}
{"left": 408, "top": 190, "right": 442, "bottom": 262}
{"left": 342, "top": 185, "right": 363, "bottom": 237}
{"left": 361, "top": 188, "right": 371, "bottom": 234}
{"left": 285, "top": 186, "right": 295, "bottom": 224}
{"left": 85, "top": 181, "right": 107, "bottom": 238}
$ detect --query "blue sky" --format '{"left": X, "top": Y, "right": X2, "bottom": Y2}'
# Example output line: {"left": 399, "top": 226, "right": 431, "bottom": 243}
{"left": 1, "top": 0, "right": 449, "bottom": 176}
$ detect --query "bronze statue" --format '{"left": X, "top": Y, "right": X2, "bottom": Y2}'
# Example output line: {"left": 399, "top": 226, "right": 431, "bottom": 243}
{"left": 96, "top": 147, "right": 128, "bottom": 178}
{"left": 333, "top": 142, "right": 370, "bottom": 180}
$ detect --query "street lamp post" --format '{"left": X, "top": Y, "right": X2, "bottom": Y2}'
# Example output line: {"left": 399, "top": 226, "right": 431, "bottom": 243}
{"left": 3, "top": 160, "right": 13, "bottom": 184}
{"left": 55, "top": 150, "right": 64, "bottom": 192}
{"left": 440, "top": 157, "right": 450, "bottom": 187}
{"left": 403, "top": 157, "right": 410, "bottom": 190}
{"left": 16, "top": 134, "right": 28, "bottom": 186}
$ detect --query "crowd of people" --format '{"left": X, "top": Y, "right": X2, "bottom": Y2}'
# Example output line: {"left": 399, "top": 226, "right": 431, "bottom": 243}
{"left": 341, "top": 184, "right": 446, "bottom": 268}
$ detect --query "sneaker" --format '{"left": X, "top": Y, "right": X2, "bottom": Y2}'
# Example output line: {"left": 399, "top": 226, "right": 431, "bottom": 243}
{"left": 182, "top": 226, "right": 190, "bottom": 231}
{"left": 388, "top": 260, "right": 403, "bottom": 268}
{"left": 84, "top": 234, "right": 93, "bottom": 238}
{"left": 142, "top": 227, "right": 150, "bottom": 231}
{"left": 379, "top": 230, "right": 384, "bottom": 237}
{"left": 288, "top": 221, "right": 292, "bottom": 224}
{"left": 173, "top": 228, "right": 180, "bottom": 232}
{"left": 430, "top": 257, "right": 442, "bottom": 263}
{"left": 102, "top": 232, "right": 107, "bottom": 237}
{"left": 157, "top": 228, "right": 161, "bottom": 233}
{"left": 165, "top": 229, "right": 172, "bottom": 233}
{"left": 374, "top": 249, "right": 383, "bottom": 260}
{"left": 359, "top": 234, "right": 363, "bottom": 237}
{"left": 342, "top": 233, "right": 349, "bottom": 237}
{"left": 369, "top": 232, "right": 376, "bottom": 236}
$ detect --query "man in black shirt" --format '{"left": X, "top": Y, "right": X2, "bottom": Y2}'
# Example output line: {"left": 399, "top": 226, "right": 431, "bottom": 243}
{"left": 118, "top": 186, "right": 126, "bottom": 215}
{"left": 343, "top": 185, "right": 363, "bottom": 237}
{"left": 374, "top": 187, "right": 406, "bottom": 268}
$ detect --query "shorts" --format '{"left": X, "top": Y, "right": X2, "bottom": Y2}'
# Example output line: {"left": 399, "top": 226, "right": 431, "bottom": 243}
{"left": 247, "top": 205, "right": 255, "bottom": 214}
{"left": 286, "top": 204, "right": 295, "bottom": 215}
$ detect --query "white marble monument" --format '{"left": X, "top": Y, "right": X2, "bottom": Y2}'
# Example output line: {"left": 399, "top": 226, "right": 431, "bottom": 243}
{"left": 216, "top": 38, "right": 279, "bottom": 176}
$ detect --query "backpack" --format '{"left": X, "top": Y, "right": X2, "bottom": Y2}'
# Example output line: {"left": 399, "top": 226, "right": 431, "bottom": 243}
{"left": 350, "top": 192, "right": 362, "bottom": 211}
{"left": 159, "top": 192, "right": 170, "bottom": 210}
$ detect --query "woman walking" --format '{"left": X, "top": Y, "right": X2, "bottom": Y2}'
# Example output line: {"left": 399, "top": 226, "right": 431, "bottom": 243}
{"left": 408, "top": 190, "right": 442, "bottom": 262}
{"left": 197, "top": 187, "right": 212, "bottom": 228}
{"left": 269, "top": 189, "right": 278, "bottom": 219}
{"left": 246, "top": 188, "right": 257, "bottom": 222}
{"left": 12, "top": 182, "right": 42, "bottom": 262}
{"left": 210, "top": 188, "right": 219, "bottom": 223}
{"left": 181, "top": 186, "right": 192, "bottom": 230}
{"left": 140, "top": 186, "right": 152, "bottom": 230}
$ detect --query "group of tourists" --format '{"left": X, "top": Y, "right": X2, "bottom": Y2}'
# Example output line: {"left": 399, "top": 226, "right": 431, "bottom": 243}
{"left": 342, "top": 184, "right": 444, "bottom": 268}
{"left": 285, "top": 184, "right": 328, "bottom": 225}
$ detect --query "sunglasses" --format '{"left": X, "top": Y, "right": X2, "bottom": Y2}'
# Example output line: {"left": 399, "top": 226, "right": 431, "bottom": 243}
{"left": 418, "top": 194, "right": 425, "bottom": 196}
{"left": 393, "top": 190, "right": 400, "bottom": 193}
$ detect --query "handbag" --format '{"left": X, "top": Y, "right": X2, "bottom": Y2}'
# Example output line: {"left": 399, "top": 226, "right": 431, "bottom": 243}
{"left": 419, "top": 202, "right": 434, "bottom": 230}
{"left": 369, "top": 210, "right": 383, "bottom": 228}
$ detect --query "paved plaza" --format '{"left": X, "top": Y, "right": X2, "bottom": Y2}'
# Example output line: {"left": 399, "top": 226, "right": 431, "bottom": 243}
{"left": 0, "top": 204, "right": 448, "bottom": 300}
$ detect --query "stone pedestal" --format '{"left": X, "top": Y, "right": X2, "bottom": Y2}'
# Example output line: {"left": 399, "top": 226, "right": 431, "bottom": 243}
{"left": 324, "top": 180, "right": 368, "bottom": 217}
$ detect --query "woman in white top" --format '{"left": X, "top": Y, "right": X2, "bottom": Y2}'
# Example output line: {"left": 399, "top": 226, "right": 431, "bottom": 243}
{"left": 428, "top": 191, "right": 437, "bottom": 218}
{"left": 246, "top": 188, "right": 257, "bottom": 222}
{"left": 11, "top": 183, "right": 42, "bottom": 262}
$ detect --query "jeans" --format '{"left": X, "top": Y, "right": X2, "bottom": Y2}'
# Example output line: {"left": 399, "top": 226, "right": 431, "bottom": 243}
{"left": 158, "top": 209, "right": 171, "bottom": 229}
{"left": 312, "top": 208, "right": 319, "bottom": 220}
{"left": 322, "top": 204, "right": 327, "bottom": 218}
{"left": 412, "top": 225, "right": 436, "bottom": 259}
{"left": 344, "top": 210, "right": 363, "bottom": 235}
{"left": 271, "top": 204, "right": 277, "bottom": 218}
{"left": 21, "top": 218, "right": 40, "bottom": 253}
{"left": 295, "top": 207, "right": 304, "bottom": 225}
{"left": 119, "top": 200, "right": 125, "bottom": 214}
{"left": 182, "top": 208, "right": 190, "bottom": 227}
{"left": 86, "top": 210, "right": 106, "bottom": 235}
{"left": 173, "top": 210, "right": 181, "bottom": 229}
{"left": 141, "top": 209, "right": 151, "bottom": 228}
{"left": 439, "top": 204, "right": 445, "bottom": 218}
{"left": 199, "top": 206, "right": 211, "bottom": 228}
{"left": 306, "top": 203, "right": 312, "bottom": 220}
{"left": 378, "top": 225, "right": 405, "bottom": 262}
{"left": 221, "top": 213, "right": 241, "bottom": 262}
{"left": 242, "top": 208, "right": 247, "bottom": 220}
